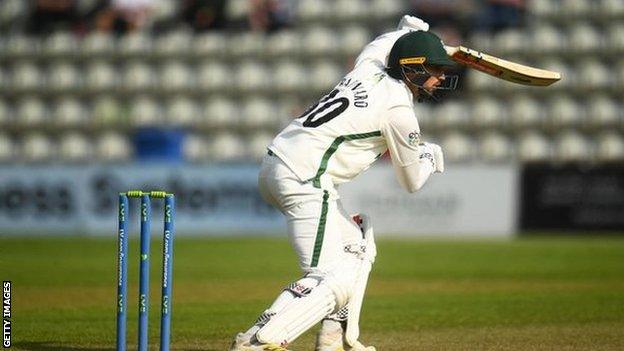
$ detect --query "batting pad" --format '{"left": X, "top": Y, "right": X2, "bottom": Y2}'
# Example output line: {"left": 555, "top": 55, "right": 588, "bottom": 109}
{"left": 256, "top": 284, "right": 336, "bottom": 345}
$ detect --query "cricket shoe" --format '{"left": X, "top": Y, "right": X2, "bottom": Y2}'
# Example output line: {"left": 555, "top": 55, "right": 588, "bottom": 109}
{"left": 315, "top": 323, "right": 375, "bottom": 351}
{"left": 229, "top": 332, "right": 293, "bottom": 351}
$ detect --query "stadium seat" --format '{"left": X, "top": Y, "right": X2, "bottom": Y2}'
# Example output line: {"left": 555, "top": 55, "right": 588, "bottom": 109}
{"left": 540, "top": 59, "right": 573, "bottom": 90}
{"left": 275, "top": 98, "right": 302, "bottom": 125}
{"left": 478, "top": 132, "right": 514, "bottom": 162}
{"left": 226, "top": 0, "right": 250, "bottom": 21}
{"left": 202, "top": 97, "right": 239, "bottom": 127}
{"left": 122, "top": 62, "right": 155, "bottom": 91}
{"left": 266, "top": 30, "right": 301, "bottom": 57}
{"left": 12, "top": 62, "right": 43, "bottom": 91}
{"left": 118, "top": 31, "right": 152, "bottom": 56}
{"left": 241, "top": 97, "right": 276, "bottom": 127}
{"left": 235, "top": 60, "right": 270, "bottom": 92}
{"left": 577, "top": 60, "right": 611, "bottom": 90}
{"left": 228, "top": 32, "right": 265, "bottom": 57}
{"left": 608, "top": 23, "right": 624, "bottom": 52}
{"left": 601, "top": 0, "right": 624, "bottom": 17}
{"left": 297, "top": 0, "right": 329, "bottom": 22}
{"left": 517, "top": 132, "right": 551, "bottom": 162}
{"left": 586, "top": 96, "right": 621, "bottom": 128}
{"left": 370, "top": 0, "right": 403, "bottom": 20}
{"left": 92, "top": 96, "right": 122, "bottom": 126}
{"left": 432, "top": 100, "right": 471, "bottom": 129}
{"left": 197, "top": 62, "right": 231, "bottom": 91}
{"left": 0, "top": 132, "right": 14, "bottom": 162}
{"left": 129, "top": 97, "right": 163, "bottom": 126}
{"left": 0, "top": 0, "right": 28, "bottom": 26}
{"left": 151, "top": 0, "right": 179, "bottom": 23}
{"left": 465, "top": 69, "right": 492, "bottom": 90}
{"left": 58, "top": 132, "right": 92, "bottom": 162}
{"left": 183, "top": 133, "right": 208, "bottom": 162}
{"left": 561, "top": 0, "right": 591, "bottom": 18}
{"left": 568, "top": 23, "right": 602, "bottom": 53}
{"left": 96, "top": 131, "right": 132, "bottom": 162}
{"left": 4, "top": 34, "right": 38, "bottom": 58}
{"left": 302, "top": 26, "right": 338, "bottom": 55}
{"left": 527, "top": 0, "right": 557, "bottom": 17}
{"left": 596, "top": 132, "right": 624, "bottom": 161}
{"left": 166, "top": 97, "right": 198, "bottom": 126}
{"left": 42, "top": 31, "right": 77, "bottom": 57}
{"left": 0, "top": 99, "right": 11, "bottom": 126}
{"left": 273, "top": 60, "right": 307, "bottom": 92}
{"left": 340, "top": 26, "right": 371, "bottom": 56}
{"left": 48, "top": 61, "right": 81, "bottom": 92}
{"left": 193, "top": 33, "right": 228, "bottom": 57}
{"left": 81, "top": 32, "right": 115, "bottom": 57}
{"left": 21, "top": 132, "right": 56, "bottom": 162}
{"left": 531, "top": 24, "right": 566, "bottom": 53}
{"left": 509, "top": 95, "right": 545, "bottom": 129}
{"left": 53, "top": 98, "right": 88, "bottom": 127}
{"left": 333, "top": 0, "right": 369, "bottom": 22}
{"left": 548, "top": 95, "right": 584, "bottom": 129}
{"left": 159, "top": 61, "right": 194, "bottom": 91}
{"left": 154, "top": 29, "right": 192, "bottom": 57}
{"left": 17, "top": 97, "right": 48, "bottom": 126}
{"left": 554, "top": 131, "right": 591, "bottom": 162}
{"left": 248, "top": 132, "right": 275, "bottom": 161}
{"left": 208, "top": 132, "right": 246, "bottom": 161}
{"left": 494, "top": 29, "right": 528, "bottom": 54}
{"left": 439, "top": 132, "right": 475, "bottom": 162}
{"left": 309, "top": 62, "right": 343, "bottom": 91}
{"left": 85, "top": 61, "right": 118, "bottom": 92}
{"left": 471, "top": 97, "right": 506, "bottom": 129}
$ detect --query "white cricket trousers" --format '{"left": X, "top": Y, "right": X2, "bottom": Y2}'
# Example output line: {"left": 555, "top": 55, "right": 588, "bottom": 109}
{"left": 258, "top": 152, "right": 363, "bottom": 274}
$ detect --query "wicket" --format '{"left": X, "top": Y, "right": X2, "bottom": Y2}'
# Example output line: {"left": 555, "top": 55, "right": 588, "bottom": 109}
{"left": 117, "top": 190, "right": 175, "bottom": 351}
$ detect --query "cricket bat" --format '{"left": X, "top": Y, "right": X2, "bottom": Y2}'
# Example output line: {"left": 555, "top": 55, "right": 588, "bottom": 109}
{"left": 444, "top": 45, "right": 561, "bottom": 86}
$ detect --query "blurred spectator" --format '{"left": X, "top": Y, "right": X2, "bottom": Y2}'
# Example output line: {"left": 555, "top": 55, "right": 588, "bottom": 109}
{"left": 180, "top": 0, "right": 228, "bottom": 32}
{"left": 26, "top": 0, "right": 79, "bottom": 34}
{"left": 96, "top": 0, "right": 153, "bottom": 35}
{"left": 477, "top": 0, "right": 525, "bottom": 32}
{"left": 248, "top": 0, "right": 294, "bottom": 33}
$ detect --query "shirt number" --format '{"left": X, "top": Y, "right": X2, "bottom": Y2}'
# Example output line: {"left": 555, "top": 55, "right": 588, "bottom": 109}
{"left": 300, "top": 89, "right": 349, "bottom": 128}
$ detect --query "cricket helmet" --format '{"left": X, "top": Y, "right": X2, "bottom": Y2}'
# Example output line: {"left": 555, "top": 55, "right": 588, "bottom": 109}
{"left": 386, "top": 31, "right": 456, "bottom": 79}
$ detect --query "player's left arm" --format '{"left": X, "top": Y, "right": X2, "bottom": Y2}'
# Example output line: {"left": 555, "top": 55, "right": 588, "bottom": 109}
{"left": 382, "top": 107, "right": 444, "bottom": 193}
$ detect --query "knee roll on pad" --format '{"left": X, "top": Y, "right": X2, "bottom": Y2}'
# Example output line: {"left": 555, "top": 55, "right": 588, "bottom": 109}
{"left": 286, "top": 276, "right": 320, "bottom": 297}
{"left": 256, "top": 284, "right": 337, "bottom": 345}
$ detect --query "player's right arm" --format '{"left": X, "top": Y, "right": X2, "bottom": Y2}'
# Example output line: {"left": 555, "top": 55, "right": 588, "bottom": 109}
{"left": 382, "top": 106, "right": 444, "bottom": 193}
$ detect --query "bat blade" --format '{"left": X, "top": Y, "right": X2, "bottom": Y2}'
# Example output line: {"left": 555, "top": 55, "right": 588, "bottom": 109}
{"left": 445, "top": 46, "right": 561, "bottom": 86}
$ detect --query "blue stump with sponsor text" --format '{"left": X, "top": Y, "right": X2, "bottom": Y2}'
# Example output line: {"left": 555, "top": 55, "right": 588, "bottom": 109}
{"left": 116, "top": 190, "right": 175, "bottom": 351}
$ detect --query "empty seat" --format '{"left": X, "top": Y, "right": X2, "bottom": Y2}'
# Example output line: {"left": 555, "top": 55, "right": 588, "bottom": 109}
{"left": 494, "top": 28, "right": 528, "bottom": 54}
{"left": 151, "top": 0, "right": 179, "bottom": 23}
{"left": 471, "top": 97, "right": 506, "bottom": 129}
{"left": 601, "top": 0, "right": 624, "bottom": 17}
{"left": 439, "top": 132, "right": 475, "bottom": 162}
{"left": 273, "top": 60, "right": 307, "bottom": 92}
{"left": 608, "top": 23, "right": 624, "bottom": 51}
{"left": 81, "top": 32, "right": 115, "bottom": 57}
{"left": 297, "top": 0, "right": 329, "bottom": 21}
{"left": 17, "top": 97, "right": 48, "bottom": 126}
{"left": 517, "top": 132, "right": 551, "bottom": 162}
{"left": 21, "top": 133, "right": 56, "bottom": 162}
{"left": 48, "top": 62, "right": 81, "bottom": 91}
{"left": 527, "top": 0, "right": 557, "bottom": 17}
{"left": 226, "top": 0, "right": 250, "bottom": 20}
{"left": 12, "top": 62, "right": 43, "bottom": 91}
{"left": 569, "top": 23, "right": 603, "bottom": 52}
{"left": 193, "top": 33, "right": 227, "bottom": 57}
{"left": 93, "top": 96, "right": 122, "bottom": 126}
{"left": 310, "top": 62, "right": 342, "bottom": 91}
{"left": 577, "top": 60, "right": 611, "bottom": 90}
{"left": 478, "top": 132, "right": 513, "bottom": 162}
{"left": 0, "top": 0, "right": 28, "bottom": 26}
{"left": 209, "top": 132, "right": 246, "bottom": 161}
{"left": 531, "top": 24, "right": 566, "bottom": 53}
{"left": 85, "top": 61, "right": 118, "bottom": 91}
{"left": 248, "top": 132, "right": 275, "bottom": 160}
{"left": 122, "top": 62, "right": 155, "bottom": 91}
{"left": 53, "top": 98, "right": 88, "bottom": 126}
{"left": 96, "top": 131, "right": 132, "bottom": 162}
{"left": 561, "top": 0, "right": 591, "bottom": 17}
{"left": 586, "top": 95, "right": 621, "bottom": 128}
{"left": 202, "top": 97, "right": 239, "bottom": 127}
{"left": 433, "top": 100, "right": 471, "bottom": 129}
{"left": 596, "top": 132, "right": 624, "bottom": 161}
{"left": 266, "top": 31, "right": 301, "bottom": 56}
{"left": 159, "top": 61, "right": 194, "bottom": 91}
{"left": 340, "top": 26, "right": 371, "bottom": 55}
{"left": 235, "top": 61, "right": 270, "bottom": 92}
{"left": 129, "top": 97, "right": 163, "bottom": 126}
{"left": 59, "top": 132, "right": 92, "bottom": 162}
{"left": 548, "top": 95, "right": 584, "bottom": 129}
{"left": 166, "top": 97, "right": 198, "bottom": 126}
{"left": 228, "top": 32, "right": 265, "bottom": 57}
{"left": 0, "top": 99, "right": 12, "bottom": 126}
{"left": 197, "top": 62, "right": 231, "bottom": 91}
{"left": 303, "top": 27, "right": 338, "bottom": 55}
{"left": 241, "top": 97, "right": 276, "bottom": 127}
{"left": 509, "top": 95, "right": 545, "bottom": 129}
{"left": 333, "top": 0, "right": 369, "bottom": 21}
{"left": 370, "top": 0, "right": 403, "bottom": 19}
{"left": 183, "top": 134, "right": 208, "bottom": 162}
{"left": 118, "top": 32, "right": 152, "bottom": 56}
{"left": 4, "top": 35, "right": 38, "bottom": 58}
{"left": 554, "top": 131, "right": 591, "bottom": 162}
{"left": 154, "top": 30, "right": 192, "bottom": 57}
{"left": 43, "top": 31, "right": 78, "bottom": 57}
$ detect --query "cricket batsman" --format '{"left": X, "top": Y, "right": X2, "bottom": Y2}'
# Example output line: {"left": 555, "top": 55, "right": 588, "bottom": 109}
{"left": 230, "top": 15, "right": 457, "bottom": 351}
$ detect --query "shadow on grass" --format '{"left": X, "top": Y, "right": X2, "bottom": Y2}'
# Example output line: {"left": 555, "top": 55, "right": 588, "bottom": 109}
{"left": 12, "top": 343, "right": 115, "bottom": 351}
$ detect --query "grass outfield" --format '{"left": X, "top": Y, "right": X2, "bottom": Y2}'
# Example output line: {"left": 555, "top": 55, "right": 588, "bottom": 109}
{"left": 3, "top": 236, "right": 624, "bottom": 350}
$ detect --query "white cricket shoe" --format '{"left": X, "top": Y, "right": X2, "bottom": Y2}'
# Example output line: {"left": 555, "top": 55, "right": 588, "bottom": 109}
{"left": 229, "top": 332, "right": 293, "bottom": 351}
{"left": 314, "top": 321, "right": 375, "bottom": 351}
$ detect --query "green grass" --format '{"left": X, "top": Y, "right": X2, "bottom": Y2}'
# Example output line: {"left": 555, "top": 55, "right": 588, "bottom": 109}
{"left": 2, "top": 236, "right": 624, "bottom": 350}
